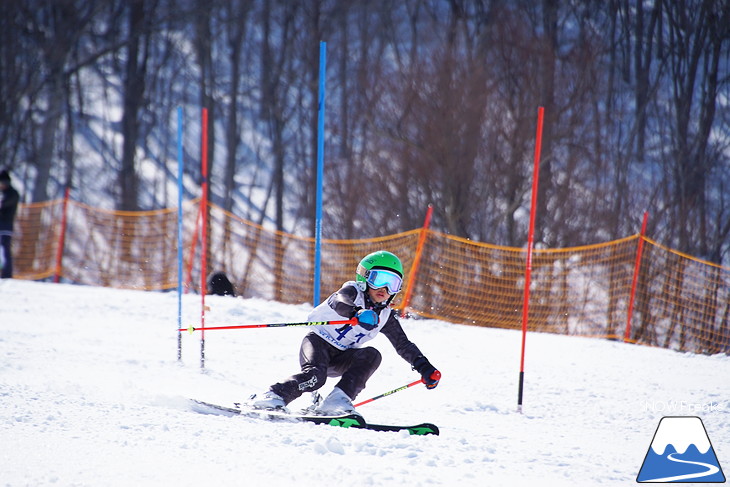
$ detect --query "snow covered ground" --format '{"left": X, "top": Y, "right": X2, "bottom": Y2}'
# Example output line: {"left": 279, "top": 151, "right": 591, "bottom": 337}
{"left": 2, "top": 279, "right": 729, "bottom": 486}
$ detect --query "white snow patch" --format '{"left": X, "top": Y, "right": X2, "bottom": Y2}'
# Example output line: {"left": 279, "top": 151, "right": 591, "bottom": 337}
{"left": 1, "top": 279, "right": 729, "bottom": 486}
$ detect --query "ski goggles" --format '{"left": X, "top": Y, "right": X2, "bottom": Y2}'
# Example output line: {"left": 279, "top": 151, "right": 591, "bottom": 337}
{"left": 365, "top": 269, "right": 403, "bottom": 295}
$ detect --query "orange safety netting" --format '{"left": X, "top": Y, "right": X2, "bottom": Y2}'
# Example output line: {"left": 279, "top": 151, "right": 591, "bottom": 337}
{"left": 630, "top": 238, "right": 730, "bottom": 354}
{"left": 12, "top": 200, "right": 64, "bottom": 281}
{"left": 9, "top": 198, "right": 730, "bottom": 355}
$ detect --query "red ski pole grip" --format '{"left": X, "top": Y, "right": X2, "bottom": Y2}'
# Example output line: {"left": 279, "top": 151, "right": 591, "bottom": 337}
{"left": 420, "top": 370, "right": 441, "bottom": 383}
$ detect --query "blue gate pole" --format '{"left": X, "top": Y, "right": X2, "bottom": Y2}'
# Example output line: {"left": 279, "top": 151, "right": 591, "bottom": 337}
{"left": 313, "top": 41, "right": 327, "bottom": 306}
{"left": 176, "top": 107, "right": 184, "bottom": 361}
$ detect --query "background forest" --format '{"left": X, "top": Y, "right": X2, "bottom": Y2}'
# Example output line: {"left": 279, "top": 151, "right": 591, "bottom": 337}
{"left": 1, "top": 0, "right": 729, "bottom": 264}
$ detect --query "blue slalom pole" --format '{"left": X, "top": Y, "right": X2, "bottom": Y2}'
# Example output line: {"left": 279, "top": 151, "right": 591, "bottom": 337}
{"left": 177, "top": 107, "right": 184, "bottom": 361}
{"left": 313, "top": 41, "right": 326, "bottom": 307}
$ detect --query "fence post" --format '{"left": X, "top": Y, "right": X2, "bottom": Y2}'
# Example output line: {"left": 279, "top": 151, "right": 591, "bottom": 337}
{"left": 53, "top": 187, "right": 71, "bottom": 283}
{"left": 624, "top": 211, "right": 649, "bottom": 343}
{"left": 399, "top": 204, "right": 433, "bottom": 317}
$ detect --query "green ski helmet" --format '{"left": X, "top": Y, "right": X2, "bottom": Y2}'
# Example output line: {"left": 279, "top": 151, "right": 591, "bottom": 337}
{"left": 355, "top": 250, "right": 404, "bottom": 295}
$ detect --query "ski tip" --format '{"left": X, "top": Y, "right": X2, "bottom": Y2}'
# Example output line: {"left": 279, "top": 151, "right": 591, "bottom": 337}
{"left": 190, "top": 399, "right": 242, "bottom": 416}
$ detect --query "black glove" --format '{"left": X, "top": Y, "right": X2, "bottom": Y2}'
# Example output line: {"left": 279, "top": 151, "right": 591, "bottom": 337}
{"left": 412, "top": 356, "right": 440, "bottom": 390}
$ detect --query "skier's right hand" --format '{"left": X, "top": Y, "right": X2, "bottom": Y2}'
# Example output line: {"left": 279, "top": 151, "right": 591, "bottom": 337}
{"left": 355, "top": 309, "right": 379, "bottom": 330}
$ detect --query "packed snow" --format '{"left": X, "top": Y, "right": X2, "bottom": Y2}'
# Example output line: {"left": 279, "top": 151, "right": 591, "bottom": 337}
{"left": 2, "top": 279, "right": 729, "bottom": 486}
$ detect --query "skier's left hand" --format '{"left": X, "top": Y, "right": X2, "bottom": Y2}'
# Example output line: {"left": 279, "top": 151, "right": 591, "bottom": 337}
{"left": 413, "top": 356, "right": 440, "bottom": 390}
{"left": 423, "top": 370, "right": 441, "bottom": 389}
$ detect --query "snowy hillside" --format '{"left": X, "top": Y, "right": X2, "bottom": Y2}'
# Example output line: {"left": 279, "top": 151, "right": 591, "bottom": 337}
{"left": 2, "top": 279, "right": 729, "bottom": 486}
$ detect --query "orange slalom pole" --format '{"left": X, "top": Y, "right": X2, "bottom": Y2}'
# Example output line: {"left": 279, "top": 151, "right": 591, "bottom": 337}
{"left": 399, "top": 204, "right": 433, "bottom": 317}
{"left": 517, "top": 106, "right": 544, "bottom": 413}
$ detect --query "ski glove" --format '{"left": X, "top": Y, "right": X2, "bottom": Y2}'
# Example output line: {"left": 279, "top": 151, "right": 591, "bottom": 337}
{"left": 356, "top": 309, "right": 379, "bottom": 331}
{"left": 413, "top": 356, "right": 441, "bottom": 389}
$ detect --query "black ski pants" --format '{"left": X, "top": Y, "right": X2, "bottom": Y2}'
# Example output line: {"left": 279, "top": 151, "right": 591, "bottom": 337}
{"left": 270, "top": 332, "right": 382, "bottom": 405}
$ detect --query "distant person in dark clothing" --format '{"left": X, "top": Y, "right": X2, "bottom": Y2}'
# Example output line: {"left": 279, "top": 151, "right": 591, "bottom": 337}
{"left": 0, "top": 169, "right": 19, "bottom": 278}
{"left": 208, "top": 271, "right": 236, "bottom": 296}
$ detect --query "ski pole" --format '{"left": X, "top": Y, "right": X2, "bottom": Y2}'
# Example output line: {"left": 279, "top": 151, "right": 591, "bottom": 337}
{"left": 353, "top": 378, "right": 424, "bottom": 408}
{"left": 180, "top": 318, "right": 357, "bottom": 334}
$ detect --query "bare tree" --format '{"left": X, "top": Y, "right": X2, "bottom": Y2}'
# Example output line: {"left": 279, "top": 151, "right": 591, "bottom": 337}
{"left": 118, "top": 0, "right": 154, "bottom": 211}
{"left": 18, "top": 1, "right": 98, "bottom": 202}
{"left": 1, "top": 0, "right": 729, "bottom": 267}
{"left": 663, "top": 0, "right": 730, "bottom": 260}
{"left": 221, "top": 1, "right": 253, "bottom": 214}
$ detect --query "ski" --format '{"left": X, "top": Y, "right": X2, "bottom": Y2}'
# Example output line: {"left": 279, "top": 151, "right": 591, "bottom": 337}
{"left": 191, "top": 399, "right": 364, "bottom": 426}
{"left": 190, "top": 399, "right": 439, "bottom": 435}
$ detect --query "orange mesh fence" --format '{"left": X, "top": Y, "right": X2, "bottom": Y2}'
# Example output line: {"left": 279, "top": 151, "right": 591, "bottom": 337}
{"left": 14, "top": 199, "right": 192, "bottom": 290}
{"left": 404, "top": 232, "right": 639, "bottom": 339}
{"left": 59, "top": 201, "right": 183, "bottom": 290}
{"left": 10, "top": 199, "right": 730, "bottom": 355}
{"left": 195, "top": 202, "right": 420, "bottom": 306}
{"left": 630, "top": 237, "right": 730, "bottom": 354}
{"left": 13, "top": 200, "right": 64, "bottom": 280}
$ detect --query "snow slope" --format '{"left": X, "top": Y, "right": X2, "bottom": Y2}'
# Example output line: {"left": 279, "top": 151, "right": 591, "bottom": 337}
{"left": 2, "top": 279, "right": 729, "bottom": 486}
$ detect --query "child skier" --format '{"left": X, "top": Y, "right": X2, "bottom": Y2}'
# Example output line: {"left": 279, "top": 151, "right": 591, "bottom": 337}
{"left": 252, "top": 250, "right": 440, "bottom": 415}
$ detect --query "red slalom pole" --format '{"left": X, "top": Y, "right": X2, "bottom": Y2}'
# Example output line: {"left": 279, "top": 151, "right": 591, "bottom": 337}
{"left": 624, "top": 211, "right": 649, "bottom": 342}
{"left": 517, "top": 106, "right": 544, "bottom": 413}
{"left": 181, "top": 318, "right": 357, "bottom": 334}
